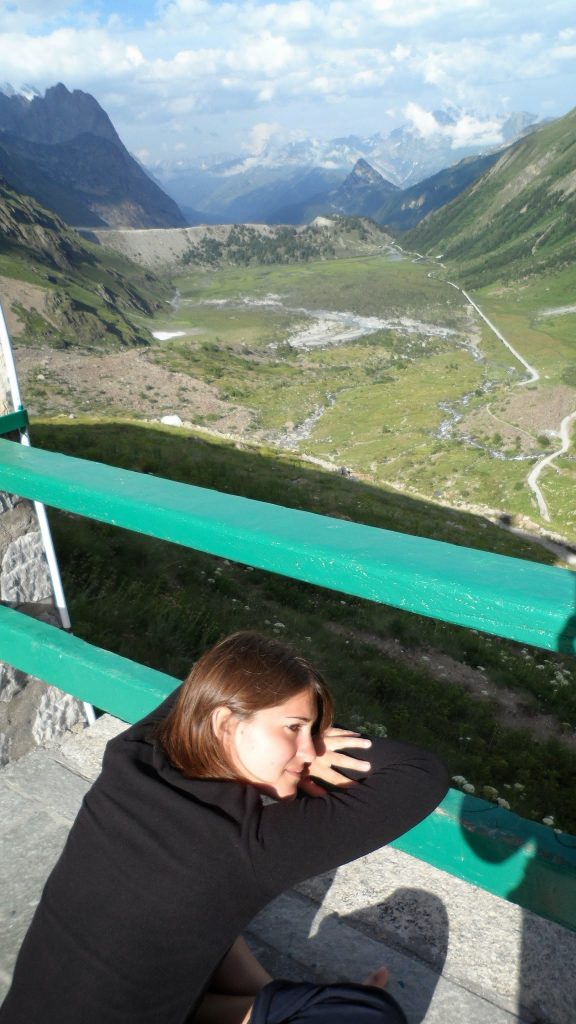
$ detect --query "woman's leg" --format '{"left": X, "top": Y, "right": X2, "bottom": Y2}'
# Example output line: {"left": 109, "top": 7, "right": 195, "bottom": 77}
{"left": 209, "top": 936, "right": 272, "bottom": 995}
{"left": 191, "top": 937, "right": 272, "bottom": 1024}
{"left": 193, "top": 949, "right": 401, "bottom": 1024}
{"left": 191, "top": 992, "right": 254, "bottom": 1024}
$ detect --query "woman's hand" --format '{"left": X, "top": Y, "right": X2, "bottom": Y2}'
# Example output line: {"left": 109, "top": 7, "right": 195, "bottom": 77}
{"left": 298, "top": 727, "right": 372, "bottom": 797}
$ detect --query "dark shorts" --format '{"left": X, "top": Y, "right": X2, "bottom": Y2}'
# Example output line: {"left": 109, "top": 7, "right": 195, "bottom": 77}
{"left": 250, "top": 980, "right": 408, "bottom": 1024}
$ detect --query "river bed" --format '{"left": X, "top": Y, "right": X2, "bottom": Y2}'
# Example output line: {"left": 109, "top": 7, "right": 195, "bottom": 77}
{"left": 193, "top": 293, "right": 461, "bottom": 351}
{"left": 273, "top": 395, "right": 336, "bottom": 449}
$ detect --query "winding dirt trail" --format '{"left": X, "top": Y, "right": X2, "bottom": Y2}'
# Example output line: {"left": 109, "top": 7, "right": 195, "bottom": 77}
{"left": 446, "top": 280, "right": 575, "bottom": 522}
{"left": 457, "top": 287, "right": 539, "bottom": 384}
{"left": 527, "top": 409, "right": 576, "bottom": 521}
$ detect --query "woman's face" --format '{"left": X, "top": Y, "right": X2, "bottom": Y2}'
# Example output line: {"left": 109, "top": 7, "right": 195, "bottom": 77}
{"left": 223, "top": 689, "right": 318, "bottom": 799}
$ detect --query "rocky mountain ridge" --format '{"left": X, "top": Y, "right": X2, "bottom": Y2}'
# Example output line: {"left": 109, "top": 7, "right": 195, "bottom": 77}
{"left": 268, "top": 151, "right": 502, "bottom": 230}
{"left": 0, "top": 178, "right": 168, "bottom": 347}
{"left": 157, "top": 108, "right": 538, "bottom": 224}
{"left": 0, "top": 83, "right": 186, "bottom": 229}
{"left": 272, "top": 159, "right": 398, "bottom": 223}
{"left": 0, "top": 81, "right": 121, "bottom": 147}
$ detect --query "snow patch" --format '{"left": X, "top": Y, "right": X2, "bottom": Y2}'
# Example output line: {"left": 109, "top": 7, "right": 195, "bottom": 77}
{"left": 152, "top": 330, "right": 187, "bottom": 340}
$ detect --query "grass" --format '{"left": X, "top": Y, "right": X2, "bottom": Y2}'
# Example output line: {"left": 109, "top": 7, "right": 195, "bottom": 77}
{"left": 31, "top": 416, "right": 576, "bottom": 834}
{"left": 173, "top": 255, "right": 465, "bottom": 320}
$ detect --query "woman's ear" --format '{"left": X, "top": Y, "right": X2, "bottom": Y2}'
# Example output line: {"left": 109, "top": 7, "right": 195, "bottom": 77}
{"left": 211, "top": 706, "right": 235, "bottom": 743}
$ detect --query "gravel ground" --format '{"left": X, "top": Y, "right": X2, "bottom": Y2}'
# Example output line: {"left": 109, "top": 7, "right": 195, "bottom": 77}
{"left": 459, "top": 384, "right": 576, "bottom": 450}
{"left": 14, "top": 344, "right": 252, "bottom": 432}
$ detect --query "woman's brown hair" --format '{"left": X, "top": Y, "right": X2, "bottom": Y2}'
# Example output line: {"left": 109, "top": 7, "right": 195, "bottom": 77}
{"left": 156, "top": 631, "right": 333, "bottom": 779}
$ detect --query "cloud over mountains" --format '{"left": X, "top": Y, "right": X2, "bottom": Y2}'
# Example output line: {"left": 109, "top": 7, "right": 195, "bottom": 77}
{"left": 0, "top": 1, "right": 573, "bottom": 163}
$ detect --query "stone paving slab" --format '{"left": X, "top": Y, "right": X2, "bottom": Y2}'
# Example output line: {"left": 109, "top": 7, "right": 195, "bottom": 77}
{"left": 295, "top": 848, "right": 576, "bottom": 1023}
{"left": 1, "top": 716, "right": 573, "bottom": 1023}
{"left": 1, "top": 748, "right": 93, "bottom": 821}
{"left": 247, "top": 892, "right": 526, "bottom": 1024}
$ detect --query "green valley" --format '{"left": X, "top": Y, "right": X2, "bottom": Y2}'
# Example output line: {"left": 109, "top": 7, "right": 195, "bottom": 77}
{"left": 140, "top": 244, "right": 575, "bottom": 548}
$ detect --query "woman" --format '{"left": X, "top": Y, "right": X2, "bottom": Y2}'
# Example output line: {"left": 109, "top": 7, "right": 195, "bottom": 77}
{"left": 0, "top": 631, "right": 448, "bottom": 1024}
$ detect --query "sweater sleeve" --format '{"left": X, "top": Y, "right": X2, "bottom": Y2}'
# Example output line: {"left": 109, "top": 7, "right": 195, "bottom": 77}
{"left": 247, "top": 738, "right": 448, "bottom": 896}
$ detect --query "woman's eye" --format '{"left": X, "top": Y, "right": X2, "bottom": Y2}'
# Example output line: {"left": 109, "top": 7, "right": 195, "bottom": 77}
{"left": 287, "top": 724, "right": 301, "bottom": 733}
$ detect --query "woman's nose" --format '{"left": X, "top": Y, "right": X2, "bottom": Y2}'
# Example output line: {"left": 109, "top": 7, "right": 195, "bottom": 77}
{"left": 298, "top": 733, "right": 316, "bottom": 762}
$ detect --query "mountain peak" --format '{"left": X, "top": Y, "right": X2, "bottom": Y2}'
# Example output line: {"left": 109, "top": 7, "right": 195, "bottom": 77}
{"left": 343, "top": 158, "right": 398, "bottom": 194}
{"left": 0, "top": 81, "right": 186, "bottom": 229}
{"left": 348, "top": 158, "right": 386, "bottom": 184}
{"left": 26, "top": 83, "right": 122, "bottom": 146}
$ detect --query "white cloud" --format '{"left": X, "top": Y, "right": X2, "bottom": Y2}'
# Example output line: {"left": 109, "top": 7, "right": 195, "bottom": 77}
{"left": 0, "top": 29, "right": 146, "bottom": 81}
{"left": 449, "top": 113, "right": 503, "bottom": 148}
{"left": 245, "top": 121, "right": 280, "bottom": 154}
{"left": 391, "top": 44, "right": 411, "bottom": 62}
{"left": 227, "top": 32, "right": 299, "bottom": 75}
{"left": 126, "top": 46, "right": 145, "bottom": 67}
{"left": 251, "top": 1, "right": 318, "bottom": 32}
{"left": 403, "top": 102, "right": 439, "bottom": 139}
{"left": 403, "top": 102, "right": 505, "bottom": 149}
{"left": 0, "top": 1, "right": 573, "bottom": 162}
{"left": 0, "top": 0, "right": 77, "bottom": 31}
{"left": 551, "top": 43, "right": 576, "bottom": 60}
{"left": 363, "top": 0, "right": 485, "bottom": 28}
{"left": 258, "top": 84, "right": 276, "bottom": 102}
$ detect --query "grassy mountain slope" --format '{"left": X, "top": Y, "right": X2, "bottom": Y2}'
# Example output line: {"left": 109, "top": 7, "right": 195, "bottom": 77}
{"left": 275, "top": 159, "right": 399, "bottom": 225}
{"left": 377, "top": 151, "right": 501, "bottom": 231}
{"left": 0, "top": 178, "right": 170, "bottom": 347}
{"left": 406, "top": 107, "right": 576, "bottom": 286}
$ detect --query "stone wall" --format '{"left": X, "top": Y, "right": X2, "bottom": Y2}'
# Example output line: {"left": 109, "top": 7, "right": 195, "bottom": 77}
{"left": 0, "top": 333, "right": 85, "bottom": 765}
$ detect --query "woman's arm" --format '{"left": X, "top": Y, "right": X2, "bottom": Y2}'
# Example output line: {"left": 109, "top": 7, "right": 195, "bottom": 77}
{"left": 251, "top": 735, "right": 449, "bottom": 895}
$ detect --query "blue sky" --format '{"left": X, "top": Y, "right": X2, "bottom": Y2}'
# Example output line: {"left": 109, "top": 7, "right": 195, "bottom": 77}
{"left": 0, "top": 1, "right": 575, "bottom": 168}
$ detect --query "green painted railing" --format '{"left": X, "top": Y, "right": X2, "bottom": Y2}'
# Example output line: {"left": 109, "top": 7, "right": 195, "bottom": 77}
{"left": 1, "top": 436, "right": 575, "bottom": 931}
{"left": 0, "top": 407, "right": 29, "bottom": 435}
{"left": 0, "top": 439, "right": 574, "bottom": 654}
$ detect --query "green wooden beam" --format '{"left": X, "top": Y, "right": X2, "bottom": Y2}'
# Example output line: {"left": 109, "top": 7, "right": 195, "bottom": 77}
{"left": 0, "top": 438, "right": 574, "bottom": 653}
{"left": 0, "top": 408, "right": 28, "bottom": 435}
{"left": 0, "top": 603, "right": 175, "bottom": 723}
{"left": 1, "top": 602, "right": 575, "bottom": 930}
